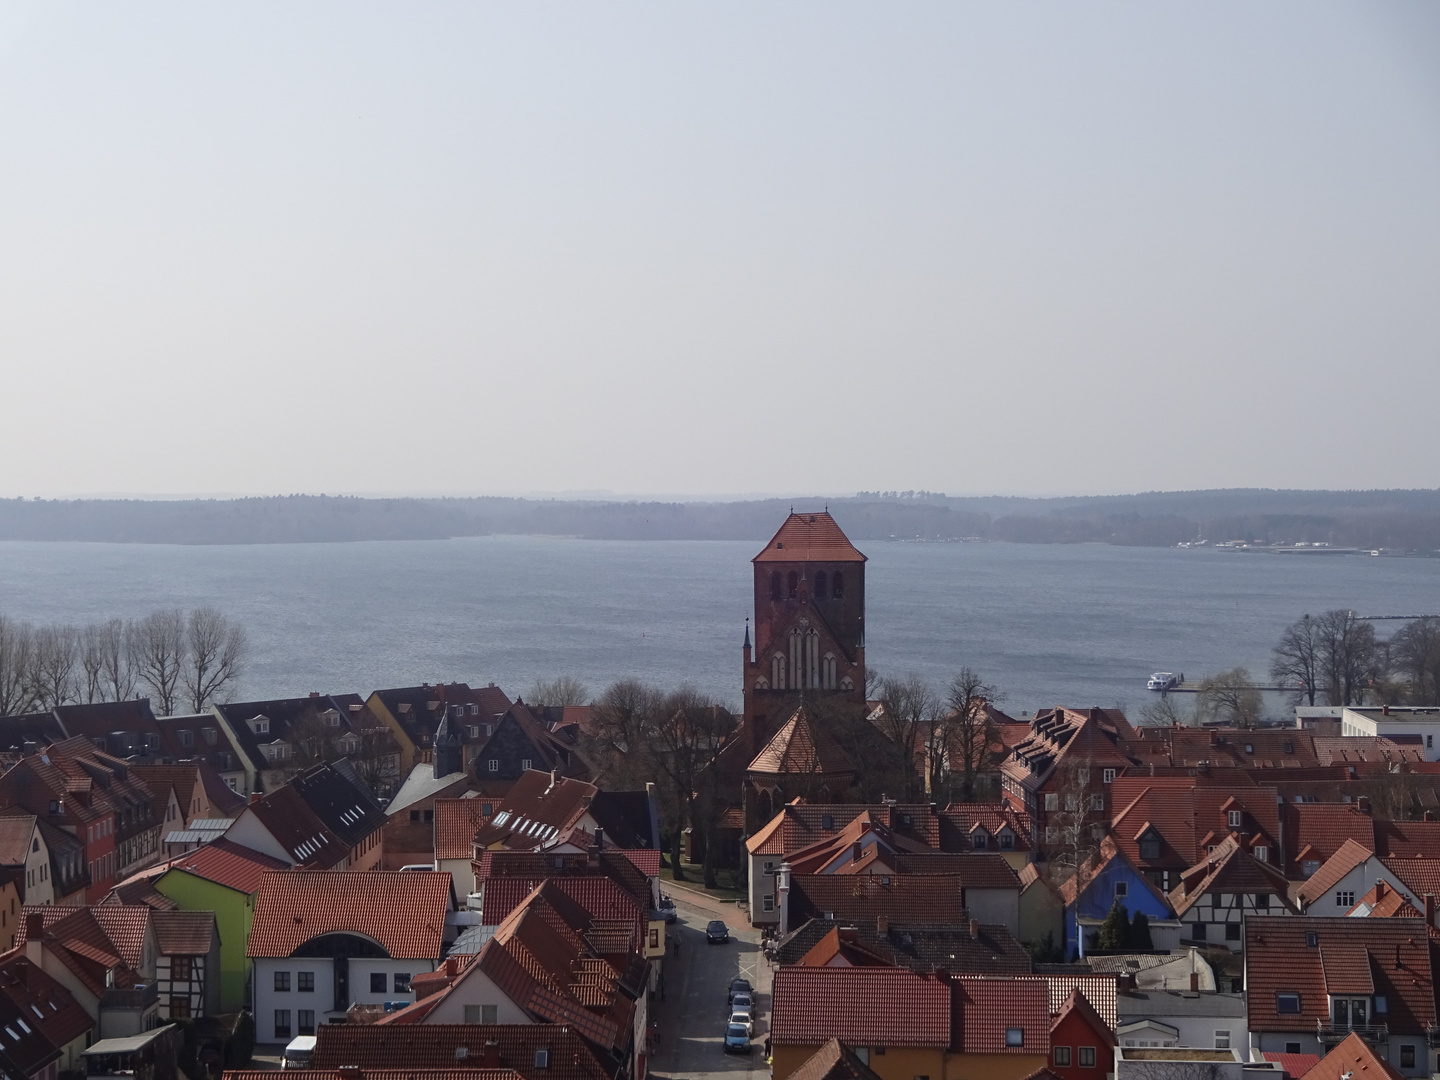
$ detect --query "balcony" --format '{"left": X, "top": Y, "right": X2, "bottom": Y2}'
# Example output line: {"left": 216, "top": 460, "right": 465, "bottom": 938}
{"left": 1316, "top": 1023, "right": 1388, "bottom": 1047}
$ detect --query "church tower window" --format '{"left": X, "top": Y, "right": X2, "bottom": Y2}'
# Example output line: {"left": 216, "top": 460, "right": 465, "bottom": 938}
{"left": 787, "top": 571, "right": 798, "bottom": 599}
{"left": 823, "top": 653, "right": 837, "bottom": 690}
{"left": 814, "top": 572, "right": 827, "bottom": 600}
{"left": 831, "top": 572, "right": 844, "bottom": 599}
{"left": 770, "top": 572, "right": 781, "bottom": 601}
{"left": 772, "top": 653, "right": 786, "bottom": 690}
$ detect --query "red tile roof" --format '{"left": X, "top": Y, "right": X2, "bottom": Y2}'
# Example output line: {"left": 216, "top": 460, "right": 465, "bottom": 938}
{"left": 616, "top": 849, "right": 660, "bottom": 878}
{"left": 1299, "top": 1032, "right": 1406, "bottom": 1080}
{"left": 152, "top": 910, "right": 215, "bottom": 956}
{"left": 786, "top": 1038, "right": 888, "bottom": 1080}
{"left": 90, "top": 906, "right": 151, "bottom": 968}
{"left": 1168, "top": 835, "right": 1295, "bottom": 918}
{"left": 435, "top": 798, "right": 489, "bottom": 861}
{"left": 309, "top": 1023, "right": 612, "bottom": 1080}
{"left": 1378, "top": 857, "right": 1440, "bottom": 901}
{"left": 1346, "top": 880, "right": 1422, "bottom": 921}
{"left": 1283, "top": 804, "right": 1377, "bottom": 877}
{"left": 1245, "top": 916, "right": 1435, "bottom": 1034}
{"left": 1262, "top": 1053, "right": 1321, "bottom": 1078}
{"left": 771, "top": 967, "right": 951, "bottom": 1047}
{"left": 1294, "top": 838, "right": 1374, "bottom": 906}
{"left": 790, "top": 874, "right": 966, "bottom": 924}
{"left": 753, "top": 513, "right": 866, "bottom": 564}
{"left": 0, "top": 947, "right": 94, "bottom": 1062}
{"left": 164, "top": 838, "right": 291, "bottom": 894}
{"left": 247, "top": 871, "right": 453, "bottom": 959}
{"left": 938, "top": 804, "right": 1032, "bottom": 853}
{"left": 472, "top": 771, "right": 598, "bottom": 852}
{"left": 1374, "top": 820, "right": 1440, "bottom": 859}
{"left": 748, "top": 707, "right": 854, "bottom": 777}
{"left": 747, "top": 802, "right": 939, "bottom": 857}
{"left": 226, "top": 1071, "right": 519, "bottom": 1080}
{"left": 957, "top": 976, "right": 1050, "bottom": 1053}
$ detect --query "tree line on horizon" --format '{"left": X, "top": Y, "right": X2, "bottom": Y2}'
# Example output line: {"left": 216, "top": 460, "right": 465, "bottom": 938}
{"left": 0, "top": 608, "right": 248, "bottom": 719}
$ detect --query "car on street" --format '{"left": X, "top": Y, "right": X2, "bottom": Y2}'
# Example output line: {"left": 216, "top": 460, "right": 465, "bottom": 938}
{"left": 728, "top": 978, "right": 752, "bottom": 1005}
{"left": 723, "top": 1023, "right": 752, "bottom": 1054}
{"left": 657, "top": 895, "right": 677, "bottom": 924}
{"left": 706, "top": 920, "right": 729, "bottom": 943}
{"left": 728, "top": 1010, "right": 754, "bottom": 1037}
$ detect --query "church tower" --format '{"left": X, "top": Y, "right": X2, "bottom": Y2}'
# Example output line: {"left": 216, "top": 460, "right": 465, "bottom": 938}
{"left": 742, "top": 511, "right": 867, "bottom": 738}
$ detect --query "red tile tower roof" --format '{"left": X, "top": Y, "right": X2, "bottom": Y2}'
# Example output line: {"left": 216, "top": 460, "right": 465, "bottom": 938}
{"left": 754, "top": 513, "right": 866, "bottom": 564}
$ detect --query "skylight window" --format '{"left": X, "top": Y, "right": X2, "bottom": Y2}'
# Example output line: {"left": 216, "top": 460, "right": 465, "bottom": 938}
{"left": 30, "top": 1007, "right": 41, "bottom": 1020}
{"left": 16, "top": 1020, "right": 30, "bottom": 1034}
{"left": 5, "top": 1027, "right": 18, "bottom": 1042}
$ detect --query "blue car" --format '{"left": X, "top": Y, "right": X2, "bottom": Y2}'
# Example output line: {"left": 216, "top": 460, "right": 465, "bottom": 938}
{"left": 723, "top": 1023, "right": 751, "bottom": 1054}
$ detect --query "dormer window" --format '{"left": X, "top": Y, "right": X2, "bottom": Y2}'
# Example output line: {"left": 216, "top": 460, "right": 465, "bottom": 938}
{"left": 821, "top": 814, "right": 835, "bottom": 831}
{"left": 972, "top": 830, "right": 989, "bottom": 850}
{"left": 250, "top": 717, "right": 269, "bottom": 735}
{"left": 1139, "top": 830, "right": 1161, "bottom": 861}
{"left": 999, "top": 830, "right": 1015, "bottom": 851}
{"left": 1228, "top": 810, "right": 1242, "bottom": 828}
{"left": 1302, "top": 859, "right": 1320, "bottom": 877}
{"left": 1276, "top": 993, "right": 1301, "bottom": 1014}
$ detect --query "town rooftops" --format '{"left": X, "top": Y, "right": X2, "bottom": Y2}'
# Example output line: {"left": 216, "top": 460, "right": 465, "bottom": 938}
{"left": 748, "top": 707, "right": 854, "bottom": 778}
{"left": 778, "top": 917, "right": 1032, "bottom": 975}
{"left": 754, "top": 512, "right": 866, "bottom": 564}
{"left": 1116, "top": 990, "right": 1246, "bottom": 1019}
{"left": 1298, "top": 1031, "right": 1406, "bottom": 1080}
{"left": 308, "top": 1022, "right": 613, "bottom": 1080}
{"left": 771, "top": 966, "right": 950, "bottom": 1047}
{"left": 435, "top": 798, "right": 491, "bottom": 861}
{"left": 1244, "top": 916, "right": 1436, "bottom": 1034}
{"left": 471, "top": 770, "right": 598, "bottom": 852}
{"left": 1168, "top": 834, "right": 1295, "bottom": 918}
{"left": 163, "top": 837, "right": 290, "bottom": 894}
{"left": 0, "top": 950, "right": 93, "bottom": 1074}
{"left": 958, "top": 976, "right": 1051, "bottom": 1054}
{"left": 789, "top": 874, "right": 966, "bottom": 925}
{"left": 747, "top": 801, "right": 939, "bottom": 857}
{"left": 247, "top": 870, "right": 453, "bottom": 959}
{"left": 1294, "top": 838, "right": 1375, "bottom": 906}
{"left": 786, "top": 1039, "right": 887, "bottom": 1080}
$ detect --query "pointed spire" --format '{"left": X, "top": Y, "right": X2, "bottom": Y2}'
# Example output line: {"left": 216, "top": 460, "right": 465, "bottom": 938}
{"left": 744, "top": 619, "right": 751, "bottom": 649}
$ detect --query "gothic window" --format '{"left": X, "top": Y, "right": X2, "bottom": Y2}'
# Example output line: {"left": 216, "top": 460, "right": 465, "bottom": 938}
{"left": 822, "top": 653, "right": 837, "bottom": 690}
{"left": 807, "top": 629, "right": 820, "bottom": 688}
{"left": 787, "top": 571, "right": 798, "bottom": 599}
{"left": 814, "top": 572, "right": 827, "bottom": 599}
{"left": 839, "top": 675, "right": 854, "bottom": 691}
{"left": 754, "top": 677, "right": 769, "bottom": 691}
{"left": 770, "top": 572, "right": 781, "bottom": 601}
{"left": 772, "top": 653, "right": 786, "bottom": 690}
{"left": 831, "top": 572, "right": 844, "bottom": 599}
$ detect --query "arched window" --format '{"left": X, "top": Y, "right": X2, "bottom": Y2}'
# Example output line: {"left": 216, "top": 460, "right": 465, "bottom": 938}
{"left": 757, "top": 789, "right": 773, "bottom": 824}
{"left": 772, "top": 653, "right": 786, "bottom": 691}
{"left": 814, "top": 571, "right": 827, "bottom": 599}
{"left": 822, "top": 653, "right": 837, "bottom": 690}
{"left": 831, "top": 572, "right": 844, "bottom": 599}
{"left": 754, "top": 677, "right": 769, "bottom": 691}
{"left": 839, "top": 675, "right": 854, "bottom": 692}
{"left": 770, "top": 572, "right": 781, "bottom": 601}
{"left": 787, "top": 571, "right": 798, "bottom": 599}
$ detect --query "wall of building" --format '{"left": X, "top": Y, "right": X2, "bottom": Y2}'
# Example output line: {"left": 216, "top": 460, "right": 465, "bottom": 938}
{"left": 1050, "top": 1008, "right": 1114, "bottom": 1080}
{"left": 945, "top": 1051, "right": 1049, "bottom": 1080}
{"left": 1116, "top": 1006, "right": 1246, "bottom": 1050}
{"left": 965, "top": 888, "right": 1020, "bottom": 936}
{"left": 153, "top": 871, "right": 253, "bottom": 1012}
{"left": 422, "top": 968, "right": 531, "bottom": 1025}
{"left": 1019, "top": 883, "right": 1064, "bottom": 950}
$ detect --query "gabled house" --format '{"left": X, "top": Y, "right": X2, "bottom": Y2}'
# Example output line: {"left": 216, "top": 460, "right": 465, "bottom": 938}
{"left": 222, "top": 759, "right": 386, "bottom": 871}
{"left": 745, "top": 705, "right": 857, "bottom": 824}
{"left": 130, "top": 763, "right": 245, "bottom": 834}
{"left": 1049, "top": 987, "right": 1115, "bottom": 1080}
{"left": 470, "top": 771, "right": 599, "bottom": 853}
{"left": 1293, "top": 840, "right": 1392, "bottom": 918}
{"left": 786, "top": 875, "right": 968, "bottom": 935}
{"left": 1281, "top": 804, "right": 1377, "bottom": 880}
{"left": 1057, "top": 837, "right": 1173, "bottom": 958}
{"left": 17, "top": 905, "right": 160, "bottom": 1037}
{"left": 1019, "top": 862, "right": 1065, "bottom": 952}
{"left": 247, "top": 870, "right": 455, "bottom": 1044}
{"left": 786, "top": 1038, "right": 888, "bottom": 1080}
{"left": 366, "top": 683, "right": 513, "bottom": 778}
{"left": 212, "top": 694, "right": 399, "bottom": 796}
{"left": 151, "top": 910, "right": 219, "bottom": 1021}
{"left": 0, "top": 947, "right": 95, "bottom": 1080}
{"left": 1297, "top": 1030, "right": 1408, "bottom": 1080}
{"left": 775, "top": 916, "right": 1033, "bottom": 975}
{"left": 0, "top": 814, "right": 54, "bottom": 907}
{"left": 938, "top": 803, "right": 1033, "bottom": 870}
{"left": 1167, "top": 834, "right": 1296, "bottom": 948}
{"left": 1244, "top": 915, "right": 1437, "bottom": 1075}
{"left": 470, "top": 703, "right": 591, "bottom": 797}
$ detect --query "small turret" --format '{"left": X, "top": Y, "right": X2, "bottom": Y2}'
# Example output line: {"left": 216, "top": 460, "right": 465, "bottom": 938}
{"left": 433, "top": 706, "right": 463, "bottom": 779}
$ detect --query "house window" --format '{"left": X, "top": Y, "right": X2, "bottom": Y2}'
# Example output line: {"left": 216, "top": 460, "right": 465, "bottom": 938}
{"left": 410, "top": 811, "right": 420, "bottom": 823}
{"left": 274, "top": 1011, "right": 291, "bottom": 1039}
{"left": 1228, "top": 810, "right": 1242, "bottom": 828}
{"left": 464, "top": 1005, "right": 480, "bottom": 1023}
{"left": 1139, "top": 833, "right": 1161, "bottom": 860}
{"left": 1401, "top": 1046, "right": 1415, "bottom": 1069}
{"left": 763, "top": 898, "right": 774, "bottom": 911}
{"left": 821, "top": 814, "right": 835, "bottom": 831}
{"left": 171, "top": 957, "right": 192, "bottom": 981}
{"left": 1045, "top": 794, "right": 1060, "bottom": 811}
{"left": 1103, "top": 769, "right": 1116, "bottom": 784}
{"left": 274, "top": 971, "right": 290, "bottom": 992}
{"left": 1336, "top": 891, "right": 1355, "bottom": 908}
{"left": 1226, "top": 923, "right": 1241, "bottom": 941}
{"left": 1114, "top": 881, "right": 1128, "bottom": 898}
{"left": 1000, "top": 831, "right": 1015, "bottom": 850}
{"left": 170, "top": 996, "right": 191, "bottom": 1019}
{"left": 298, "top": 1010, "right": 315, "bottom": 1036}
{"left": 1192, "top": 922, "right": 1207, "bottom": 941}
{"left": 298, "top": 971, "right": 314, "bottom": 992}
{"left": 1276, "top": 993, "right": 1301, "bottom": 1015}
{"left": 1046, "top": 826, "right": 1058, "bottom": 844}
{"left": 534, "top": 1049, "right": 549, "bottom": 1069}
{"left": 1079, "top": 1047, "right": 1096, "bottom": 1067}
{"left": 487, "top": 759, "right": 499, "bottom": 773}
{"left": 1375, "top": 996, "right": 1388, "bottom": 1015}
{"left": 394, "top": 973, "right": 412, "bottom": 993}
{"left": 1091, "top": 794, "right": 1105, "bottom": 811}
{"left": 179, "top": 730, "right": 193, "bottom": 748}
{"left": 521, "top": 759, "right": 532, "bottom": 771}
{"left": 1054, "top": 1047, "right": 1072, "bottom": 1066}
{"left": 787, "top": 572, "right": 799, "bottom": 598}
{"left": 1306, "top": 931, "right": 1319, "bottom": 947}
{"left": 370, "top": 973, "right": 387, "bottom": 993}
{"left": 1255, "top": 846, "right": 1268, "bottom": 863}
{"left": 972, "top": 832, "right": 988, "bottom": 850}
{"left": 1006, "top": 1028, "right": 1024, "bottom": 1047}
{"left": 1286, "top": 1044, "right": 1301, "bottom": 1055}
{"left": 1214, "top": 1031, "right": 1230, "bottom": 1050}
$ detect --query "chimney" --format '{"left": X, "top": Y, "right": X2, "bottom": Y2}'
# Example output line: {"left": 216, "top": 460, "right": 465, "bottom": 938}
{"left": 1383, "top": 705, "right": 1390, "bottom": 716}
{"left": 1118, "top": 973, "right": 1137, "bottom": 993}
{"left": 1427, "top": 811, "right": 1437, "bottom": 823}
{"left": 1190, "top": 972, "right": 1200, "bottom": 991}
{"left": 969, "top": 919, "right": 979, "bottom": 941}
{"left": 595, "top": 828, "right": 605, "bottom": 851}
{"left": 877, "top": 914, "right": 889, "bottom": 936}
{"left": 1376, "top": 881, "right": 1387, "bottom": 900}
{"left": 249, "top": 791, "right": 261, "bottom": 804}
{"left": 1358, "top": 796, "right": 1371, "bottom": 815}
{"left": 25, "top": 913, "right": 43, "bottom": 965}
{"left": 852, "top": 841, "right": 863, "bottom": 863}
{"left": 337, "top": 1068, "right": 363, "bottom": 1080}
{"left": 1427, "top": 895, "right": 1436, "bottom": 929}
{"left": 777, "top": 865, "right": 792, "bottom": 938}
{"left": 481, "top": 1042, "right": 501, "bottom": 1069}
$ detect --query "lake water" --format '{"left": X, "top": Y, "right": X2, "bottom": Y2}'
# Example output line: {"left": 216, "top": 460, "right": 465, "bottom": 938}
{"left": 0, "top": 537, "right": 1436, "bottom": 718}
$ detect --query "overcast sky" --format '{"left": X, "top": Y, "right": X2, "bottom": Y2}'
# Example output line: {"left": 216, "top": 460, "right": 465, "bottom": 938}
{"left": 2, "top": 3, "right": 1437, "bottom": 499}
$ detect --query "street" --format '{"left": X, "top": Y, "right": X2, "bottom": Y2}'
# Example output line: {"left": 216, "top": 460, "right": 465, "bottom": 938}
{"left": 650, "top": 890, "right": 772, "bottom": 1080}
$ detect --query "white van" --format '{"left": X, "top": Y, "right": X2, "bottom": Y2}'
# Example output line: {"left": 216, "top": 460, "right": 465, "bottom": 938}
{"left": 282, "top": 1035, "right": 317, "bottom": 1069}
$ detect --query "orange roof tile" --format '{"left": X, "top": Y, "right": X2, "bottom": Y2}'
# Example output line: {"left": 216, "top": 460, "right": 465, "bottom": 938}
{"left": 748, "top": 707, "right": 853, "bottom": 777}
{"left": 247, "top": 871, "right": 452, "bottom": 959}
{"left": 164, "top": 838, "right": 290, "bottom": 894}
{"left": 1299, "top": 1032, "right": 1406, "bottom": 1080}
{"left": 771, "top": 967, "right": 950, "bottom": 1047}
{"left": 1295, "top": 838, "right": 1375, "bottom": 906}
{"left": 958, "top": 976, "right": 1050, "bottom": 1053}
{"left": 753, "top": 513, "right": 866, "bottom": 564}
{"left": 435, "top": 798, "right": 490, "bottom": 861}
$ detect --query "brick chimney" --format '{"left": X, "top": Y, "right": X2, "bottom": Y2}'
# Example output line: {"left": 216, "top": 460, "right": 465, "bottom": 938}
{"left": 852, "top": 841, "right": 863, "bottom": 863}
{"left": 968, "top": 919, "right": 979, "bottom": 941}
{"left": 481, "top": 1042, "right": 501, "bottom": 1068}
{"left": 1190, "top": 972, "right": 1200, "bottom": 991}
{"left": 1427, "top": 811, "right": 1437, "bottom": 822}
{"left": 1357, "top": 796, "right": 1371, "bottom": 815}
{"left": 1376, "top": 881, "right": 1387, "bottom": 900}
{"left": 1426, "top": 894, "right": 1436, "bottom": 929}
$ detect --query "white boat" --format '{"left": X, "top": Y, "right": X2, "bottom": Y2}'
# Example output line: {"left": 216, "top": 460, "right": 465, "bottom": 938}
{"left": 1147, "top": 672, "right": 1177, "bottom": 691}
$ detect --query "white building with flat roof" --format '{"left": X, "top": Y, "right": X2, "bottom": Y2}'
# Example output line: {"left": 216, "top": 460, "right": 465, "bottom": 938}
{"left": 1342, "top": 706, "right": 1440, "bottom": 760}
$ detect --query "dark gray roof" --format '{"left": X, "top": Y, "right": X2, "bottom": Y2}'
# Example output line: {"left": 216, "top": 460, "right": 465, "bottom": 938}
{"left": 1117, "top": 991, "right": 1248, "bottom": 1019}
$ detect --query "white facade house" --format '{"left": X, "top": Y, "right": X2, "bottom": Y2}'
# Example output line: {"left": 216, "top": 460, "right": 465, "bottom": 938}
{"left": 1116, "top": 991, "right": 1249, "bottom": 1051}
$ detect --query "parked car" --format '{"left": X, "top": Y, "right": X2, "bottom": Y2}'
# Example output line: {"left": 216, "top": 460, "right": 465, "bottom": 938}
{"left": 723, "top": 1023, "right": 752, "bottom": 1054}
{"left": 282, "top": 1036, "right": 316, "bottom": 1070}
{"left": 658, "top": 895, "right": 678, "bottom": 924}
{"left": 728, "top": 978, "right": 752, "bottom": 1004}
{"left": 729, "top": 1010, "right": 754, "bottom": 1038}
{"left": 706, "top": 920, "right": 729, "bottom": 943}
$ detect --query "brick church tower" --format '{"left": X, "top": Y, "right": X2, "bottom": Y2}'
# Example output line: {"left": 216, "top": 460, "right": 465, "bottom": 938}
{"left": 742, "top": 512, "right": 867, "bottom": 738}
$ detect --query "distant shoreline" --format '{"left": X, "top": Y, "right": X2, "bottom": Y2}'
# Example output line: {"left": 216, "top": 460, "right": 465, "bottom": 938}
{"left": 1, "top": 489, "right": 1438, "bottom": 549}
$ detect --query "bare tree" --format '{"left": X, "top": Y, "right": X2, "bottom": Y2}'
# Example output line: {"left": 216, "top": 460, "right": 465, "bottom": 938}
{"left": 1046, "top": 755, "right": 1104, "bottom": 958}
{"left": 526, "top": 675, "right": 590, "bottom": 708}
{"left": 0, "top": 617, "right": 39, "bottom": 717}
{"left": 29, "top": 625, "right": 80, "bottom": 709}
{"left": 97, "top": 618, "right": 137, "bottom": 702}
{"left": 647, "top": 687, "right": 730, "bottom": 884}
{"left": 131, "top": 610, "right": 188, "bottom": 716}
{"left": 1391, "top": 617, "right": 1440, "bottom": 705}
{"left": 938, "top": 668, "right": 1000, "bottom": 803}
{"left": 1272, "top": 613, "right": 1324, "bottom": 706}
{"left": 874, "top": 673, "right": 939, "bottom": 802}
{"left": 80, "top": 624, "right": 108, "bottom": 704}
{"left": 185, "top": 607, "right": 247, "bottom": 712}
{"left": 1139, "top": 694, "right": 1192, "bottom": 727}
{"left": 1196, "top": 667, "right": 1263, "bottom": 728}
{"left": 1315, "top": 609, "right": 1381, "bottom": 705}
{"left": 586, "top": 679, "right": 663, "bottom": 788}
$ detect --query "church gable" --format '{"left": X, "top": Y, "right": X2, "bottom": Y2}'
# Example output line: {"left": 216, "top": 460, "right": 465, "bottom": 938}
{"left": 754, "top": 611, "right": 854, "bottom": 693}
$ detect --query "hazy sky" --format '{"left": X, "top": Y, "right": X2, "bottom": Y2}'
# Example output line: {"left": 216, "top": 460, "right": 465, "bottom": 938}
{"left": 2, "top": 3, "right": 1438, "bottom": 499}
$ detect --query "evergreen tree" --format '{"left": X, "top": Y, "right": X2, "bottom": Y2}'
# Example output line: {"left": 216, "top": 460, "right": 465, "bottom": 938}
{"left": 1129, "top": 910, "right": 1154, "bottom": 951}
{"left": 1097, "top": 899, "right": 1129, "bottom": 951}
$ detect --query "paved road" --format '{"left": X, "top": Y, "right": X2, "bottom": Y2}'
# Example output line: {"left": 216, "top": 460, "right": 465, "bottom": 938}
{"left": 650, "top": 893, "right": 772, "bottom": 1080}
